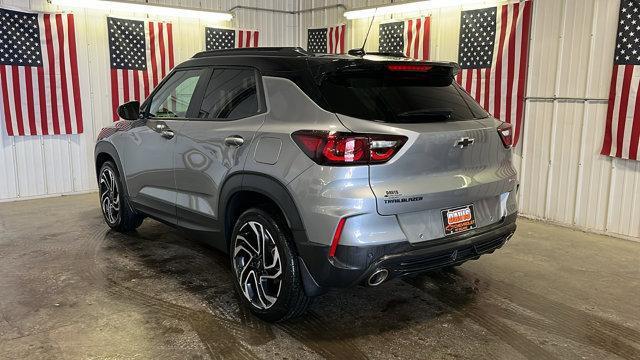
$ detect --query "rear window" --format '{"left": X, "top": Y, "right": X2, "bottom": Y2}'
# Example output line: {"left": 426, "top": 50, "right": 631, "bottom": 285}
{"left": 198, "top": 68, "right": 259, "bottom": 120}
{"left": 319, "top": 71, "right": 488, "bottom": 123}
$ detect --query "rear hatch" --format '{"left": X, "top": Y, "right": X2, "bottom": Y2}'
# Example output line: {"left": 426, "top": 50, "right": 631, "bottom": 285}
{"left": 317, "top": 60, "right": 518, "bottom": 241}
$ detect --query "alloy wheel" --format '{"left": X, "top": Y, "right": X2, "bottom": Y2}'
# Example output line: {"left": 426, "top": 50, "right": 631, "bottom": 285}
{"left": 232, "top": 220, "right": 283, "bottom": 310}
{"left": 99, "top": 167, "right": 120, "bottom": 225}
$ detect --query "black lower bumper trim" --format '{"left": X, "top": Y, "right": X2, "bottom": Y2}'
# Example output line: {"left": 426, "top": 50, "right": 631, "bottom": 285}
{"left": 296, "top": 213, "right": 517, "bottom": 293}
{"left": 381, "top": 232, "right": 510, "bottom": 276}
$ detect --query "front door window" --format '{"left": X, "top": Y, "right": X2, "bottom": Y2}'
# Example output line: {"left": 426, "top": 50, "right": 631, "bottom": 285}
{"left": 148, "top": 69, "right": 206, "bottom": 118}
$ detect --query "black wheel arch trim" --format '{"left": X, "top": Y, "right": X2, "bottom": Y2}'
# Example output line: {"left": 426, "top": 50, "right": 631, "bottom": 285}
{"left": 219, "top": 172, "right": 326, "bottom": 297}
{"left": 94, "top": 141, "right": 130, "bottom": 198}
{"left": 219, "top": 172, "right": 306, "bottom": 238}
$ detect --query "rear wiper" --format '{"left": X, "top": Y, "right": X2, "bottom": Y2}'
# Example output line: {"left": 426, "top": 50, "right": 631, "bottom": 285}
{"left": 396, "top": 108, "right": 453, "bottom": 120}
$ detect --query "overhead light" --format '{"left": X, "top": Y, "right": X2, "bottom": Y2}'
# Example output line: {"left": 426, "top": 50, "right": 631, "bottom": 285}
{"left": 50, "top": 0, "right": 233, "bottom": 22}
{"left": 344, "top": 0, "right": 487, "bottom": 19}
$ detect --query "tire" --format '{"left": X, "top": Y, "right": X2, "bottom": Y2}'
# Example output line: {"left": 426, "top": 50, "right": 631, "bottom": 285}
{"left": 98, "top": 161, "right": 144, "bottom": 232}
{"left": 229, "top": 208, "right": 311, "bottom": 322}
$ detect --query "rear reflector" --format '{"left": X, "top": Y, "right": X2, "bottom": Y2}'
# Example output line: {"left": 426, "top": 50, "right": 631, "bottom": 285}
{"left": 387, "top": 64, "right": 433, "bottom": 72}
{"left": 329, "top": 218, "right": 347, "bottom": 258}
{"left": 292, "top": 130, "right": 407, "bottom": 166}
{"left": 497, "top": 122, "right": 513, "bottom": 148}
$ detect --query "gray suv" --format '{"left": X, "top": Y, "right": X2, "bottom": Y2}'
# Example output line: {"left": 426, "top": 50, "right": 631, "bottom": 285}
{"left": 95, "top": 47, "right": 518, "bottom": 322}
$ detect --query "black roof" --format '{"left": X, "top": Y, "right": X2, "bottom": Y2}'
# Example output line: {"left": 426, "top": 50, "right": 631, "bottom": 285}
{"left": 174, "top": 47, "right": 460, "bottom": 117}
{"left": 182, "top": 46, "right": 456, "bottom": 72}
{"left": 193, "top": 47, "right": 409, "bottom": 60}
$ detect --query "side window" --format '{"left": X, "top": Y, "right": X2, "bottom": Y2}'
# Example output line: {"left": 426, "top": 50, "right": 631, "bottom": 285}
{"left": 198, "top": 68, "right": 259, "bottom": 120}
{"left": 148, "top": 68, "right": 206, "bottom": 118}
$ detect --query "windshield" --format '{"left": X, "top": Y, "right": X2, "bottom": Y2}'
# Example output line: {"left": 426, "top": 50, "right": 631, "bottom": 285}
{"left": 319, "top": 71, "right": 489, "bottom": 123}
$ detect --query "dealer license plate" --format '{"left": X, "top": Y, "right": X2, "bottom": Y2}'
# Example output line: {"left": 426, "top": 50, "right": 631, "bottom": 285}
{"left": 441, "top": 205, "right": 477, "bottom": 236}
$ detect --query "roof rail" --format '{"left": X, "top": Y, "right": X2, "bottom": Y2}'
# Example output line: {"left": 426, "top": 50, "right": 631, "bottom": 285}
{"left": 193, "top": 47, "right": 312, "bottom": 58}
{"left": 363, "top": 51, "right": 407, "bottom": 58}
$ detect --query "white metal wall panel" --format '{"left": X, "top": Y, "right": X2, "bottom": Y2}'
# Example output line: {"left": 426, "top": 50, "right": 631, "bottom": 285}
{"left": 0, "top": 135, "right": 17, "bottom": 199}
{"left": 545, "top": 102, "right": 584, "bottom": 224}
{"left": 588, "top": 0, "right": 620, "bottom": 98}
{"left": 42, "top": 137, "right": 73, "bottom": 195}
{"left": 14, "top": 136, "right": 47, "bottom": 197}
{"left": 518, "top": 101, "right": 554, "bottom": 218}
{"left": 231, "top": 0, "right": 298, "bottom": 47}
{"left": 518, "top": 0, "right": 638, "bottom": 240}
{"left": 608, "top": 159, "right": 640, "bottom": 238}
{"left": 556, "top": 0, "right": 593, "bottom": 98}
{"left": 526, "top": 0, "right": 563, "bottom": 98}
{"left": 429, "top": 7, "right": 462, "bottom": 61}
{"left": 574, "top": 102, "right": 612, "bottom": 232}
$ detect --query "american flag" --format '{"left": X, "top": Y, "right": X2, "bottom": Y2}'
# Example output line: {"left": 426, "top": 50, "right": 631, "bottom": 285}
{"left": 307, "top": 24, "right": 346, "bottom": 54}
{"left": 0, "top": 8, "right": 83, "bottom": 136}
{"left": 108, "top": 17, "right": 174, "bottom": 121}
{"left": 601, "top": 0, "right": 640, "bottom": 160}
{"left": 378, "top": 17, "right": 430, "bottom": 60}
{"left": 455, "top": 1, "right": 532, "bottom": 146}
{"left": 205, "top": 27, "right": 259, "bottom": 51}
{"left": 237, "top": 29, "right": 259, "bottom": 48}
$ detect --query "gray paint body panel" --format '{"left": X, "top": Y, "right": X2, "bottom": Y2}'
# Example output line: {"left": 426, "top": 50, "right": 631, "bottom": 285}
{"left": 244, "top": 76, "right": 349, "bottom": 185}
{"left": 254, "top": 137, "right": 282, "bottom": 165}
{"left": 112, "top": 119, "right": 185, "bottom": 224}
{"left": 174, "top": 114, "right": 265, "bottom": 231}
{"left": 334, "top": 114, "right": 518, "bottom": 243}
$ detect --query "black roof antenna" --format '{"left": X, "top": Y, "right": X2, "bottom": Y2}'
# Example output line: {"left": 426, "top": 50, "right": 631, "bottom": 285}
{"left": 348, "top": 8, "right": 377, "bottom": 57}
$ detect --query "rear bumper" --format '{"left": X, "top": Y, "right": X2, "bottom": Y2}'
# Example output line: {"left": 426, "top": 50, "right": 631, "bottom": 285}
{"left": 296, "top": 213, "right": 517, "bottom": 295}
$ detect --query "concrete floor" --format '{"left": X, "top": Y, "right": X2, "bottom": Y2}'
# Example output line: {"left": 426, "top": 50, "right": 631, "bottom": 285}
{"left": 0, "top": 194, "right": 639, "bottom": 359}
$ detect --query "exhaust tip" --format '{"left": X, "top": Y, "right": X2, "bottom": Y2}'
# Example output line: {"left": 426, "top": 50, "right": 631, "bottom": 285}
{"left": 367, "top": 268, "right": 389, "bottom": 287}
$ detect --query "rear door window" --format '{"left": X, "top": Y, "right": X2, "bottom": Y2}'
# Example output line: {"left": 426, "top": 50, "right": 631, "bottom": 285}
{"left": 319, "top": 71, "right": 488, "bottom": 123}
{"left": 198, "top": 68, "right": 260, "bottom": 120}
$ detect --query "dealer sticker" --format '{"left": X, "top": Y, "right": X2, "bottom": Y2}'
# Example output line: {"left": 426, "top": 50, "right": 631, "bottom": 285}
{"left": 442, "top": 205, "right": 477, "bottom": 235}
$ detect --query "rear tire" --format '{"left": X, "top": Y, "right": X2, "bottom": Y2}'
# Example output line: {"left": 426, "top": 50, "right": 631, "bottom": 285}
{"left": 229, "top": 208, "right": 311, "bottom": 322}
{"left": 98, "top": 161, "right": 144, "bottom": 232}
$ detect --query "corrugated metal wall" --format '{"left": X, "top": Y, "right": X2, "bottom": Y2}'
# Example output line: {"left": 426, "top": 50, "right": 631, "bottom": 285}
{"left": 1, "top": 0, "right": 638, "bottom": 240}
{"left": 297, "top": 0, "right": 639, "bottom": 240}
{"left": 0, "top": 0, "right": 297, "bottom": 201}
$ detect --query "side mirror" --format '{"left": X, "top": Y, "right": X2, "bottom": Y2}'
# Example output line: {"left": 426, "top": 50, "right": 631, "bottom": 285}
{"left": 117, "top": 100, "right": 140, "bottom": 120}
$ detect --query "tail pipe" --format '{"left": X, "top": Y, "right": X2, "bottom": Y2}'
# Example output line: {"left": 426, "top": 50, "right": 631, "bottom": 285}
{"left": 367, "top": 268, "right": 389, "bottom": 287}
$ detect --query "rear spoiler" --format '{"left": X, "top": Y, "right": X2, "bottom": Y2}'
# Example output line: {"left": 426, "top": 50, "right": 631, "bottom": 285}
{"left": 310, "top": 59, "right": 461, "bottom": 83}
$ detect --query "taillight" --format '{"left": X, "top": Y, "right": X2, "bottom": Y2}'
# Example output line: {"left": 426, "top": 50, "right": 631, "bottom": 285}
{"left": 292, "top": 130, "right": 407, "bottom": 166}
{"left": 497, "top": 122, "right": 512, "bottom": 148}
{"left": 386, "top": 64, "right": 433, "bottom": 72}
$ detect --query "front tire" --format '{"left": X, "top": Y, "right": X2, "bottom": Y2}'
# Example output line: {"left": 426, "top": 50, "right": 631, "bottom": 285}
{"left": 98, "top": 161, "right": 143, "bottom": 232}
{"left": 230, "top": 208, "right": 311, "bottom": 322}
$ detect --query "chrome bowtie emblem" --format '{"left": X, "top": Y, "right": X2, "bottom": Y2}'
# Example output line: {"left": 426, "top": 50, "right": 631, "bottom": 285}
{"left": 455, "top": 137, "right": 475, "bottom": 148}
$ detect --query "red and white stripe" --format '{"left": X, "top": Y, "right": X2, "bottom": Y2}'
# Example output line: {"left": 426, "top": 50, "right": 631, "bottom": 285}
{"left": 456, "top": 1, "right": 532, "bottom": 146}
{"left": 403, "top": 17, "right": 430, "bottom": 60}
{"left": 1, "top": 12, "right": 83, "bottom": 136}
{"left": 327, "top": 24, "right": 346, "bottom": 54}
{"left": 110, "top": 21, "right": 174, "bottom": 121}
{"left": 601, "top": 64, "right": 640, "bottom": 160}
{"left": 237, "top": 29, "right": 259, "bottom": 48}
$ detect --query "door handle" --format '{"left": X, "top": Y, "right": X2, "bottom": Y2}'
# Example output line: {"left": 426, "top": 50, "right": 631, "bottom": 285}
{"left": 161, "top": 129, "right": 174, "bottom": 139}
{"left": 224, "top": 135, "right": 244, "bottom": 147}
